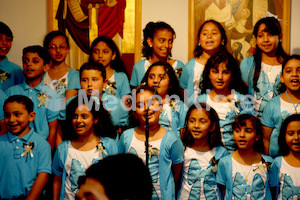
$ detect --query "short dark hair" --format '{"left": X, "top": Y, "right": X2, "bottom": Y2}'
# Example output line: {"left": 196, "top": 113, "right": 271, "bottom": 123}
{"left": 78, "top": 153, "right": 153, "bottom": 200}
{"left": 80, "top": 61, "right": 106, "bottom": 80}
{"left": 278, "top": 114, "right": 300, "bottom": 156}
{"left": 23, "top": 45, "right": 50, "bottom": 64}
{"left": 0, "top": 22, "right": 13, "bottom": 40}
{"left": 4, "top": 95, "right": 34, "bottom": 113}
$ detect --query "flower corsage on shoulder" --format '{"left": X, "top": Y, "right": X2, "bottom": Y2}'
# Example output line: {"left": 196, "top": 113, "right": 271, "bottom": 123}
{"left": 227, "top": 97, "right": 241, "bottom": 115}
{"left": 37, "top": 92, "right": 49, "bottom": 107}
{"left": 0, "top": 69, "right": 12, "bottom": 83}
{"left": 175, "top": 68, "right": 183, "bottom": 79}
{"left": 209, "top": 156, "right": 220, "bottom": 174}
{"left": 252, "top": 157, "right": 272, "bottom": 175}
{"left": 105, "top": 80, "right": 117, "bottom": 95}
{"left": 169, "top": 99, "right": 180, "bottom": 113}
{"left": 21, "top": 141, "right": 35, "bottom": 161}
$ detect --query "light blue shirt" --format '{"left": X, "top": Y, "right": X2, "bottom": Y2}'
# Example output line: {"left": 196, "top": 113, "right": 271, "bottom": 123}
{"left": 0, "top": 129, "right": 51, "bottom": 199}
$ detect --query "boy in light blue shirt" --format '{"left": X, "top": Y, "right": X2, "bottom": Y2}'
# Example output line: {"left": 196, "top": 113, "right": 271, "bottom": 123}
{"left": 0, "top": 22, "right": 24, "bottom": 91}
{"left": 0, "top": 95, "right": 51, "bottom": 199}
{"left": 5, "top": 45, "right": 61, "bottom": 150}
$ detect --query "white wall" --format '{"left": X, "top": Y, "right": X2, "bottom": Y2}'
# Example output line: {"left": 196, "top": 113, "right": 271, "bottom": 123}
{"left": 0, "top": 0, "right": 47, "bottom": 67}
{"left": 142, "top": 0, "right": 188, "bottom": 64}
{"left": 291, "top": 0, "right": 300, "bottom": 54}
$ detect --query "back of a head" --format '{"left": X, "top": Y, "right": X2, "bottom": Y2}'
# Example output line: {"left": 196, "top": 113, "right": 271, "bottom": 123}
{"left": 84, "top": 153, "right": 153, "bottom": 200}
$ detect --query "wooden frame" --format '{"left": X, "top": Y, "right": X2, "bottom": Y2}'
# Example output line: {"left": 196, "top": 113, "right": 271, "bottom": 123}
{"left": 188, "top": 0, "right": 290, "bottom": 60}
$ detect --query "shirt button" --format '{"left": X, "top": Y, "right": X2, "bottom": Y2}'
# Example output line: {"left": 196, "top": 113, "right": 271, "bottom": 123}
{"left": 16, "top": 139, "right": 20, "bottom": 142}
{"left": 16, "top": 146, "right": 19, "bottom": 149}
{"left": 30, "top": 97, "right": 32, "bottom": 99}
{"left": 30, "top": 89, "right": 32, "bottom": 92}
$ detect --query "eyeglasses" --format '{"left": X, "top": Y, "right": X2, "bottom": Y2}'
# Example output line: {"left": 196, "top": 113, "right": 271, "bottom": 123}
{"left": 48, "top": 45, "right": 68, "bottom": 51}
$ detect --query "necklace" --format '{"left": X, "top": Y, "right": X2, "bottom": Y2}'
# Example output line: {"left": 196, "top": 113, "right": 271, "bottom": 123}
{"left": 285, "top": 91, "right": 300, "bottom": 113}
{"left": 266, "top": 58, "right": 277, "bottom": 79}
{"left": 243, "top": 165, "right": 253, "bottom": 182}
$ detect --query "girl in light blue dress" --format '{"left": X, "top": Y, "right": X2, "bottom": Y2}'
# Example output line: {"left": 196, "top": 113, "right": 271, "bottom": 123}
{"left": 130, "top": 21, "right": 184, "bottom": 88}
{"left": 270, "top": 114, "right": 300, "bottom": 200}
{"left": 178, "top": 103, "right": 228, "bottom": 200}
{"left": 89, "top": 36, "right": 131, "bottom": 99}
{"left": 141, "top": 62, "right": 187, "bottom": 136}
{"left": 261, "top": 55, "right": 300, "bottom": 157}
{"left": 118, "top": 85, "right": 184, "bottom": 200}
{"left": 52, "top": 96, "right": 118, "bottom": 200}
{"left": 197, "top": 51, "right": 253, "bottom": 153}
{"left": 216, "top": 114, "right": 273, "bottom": 200}
{"left": 180, "top": 19, "right": 228, "bottom": 101}
{"left": 240, "top": 17, "right": 288, "bottom": 118}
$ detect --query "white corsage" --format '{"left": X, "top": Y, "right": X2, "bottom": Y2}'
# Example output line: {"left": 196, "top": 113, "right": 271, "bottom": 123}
{"left": 0, "top": 69, "right": 11, "bottom": 83}
{"left": 148, "top": 145, "right": 159, "bottom": 160}
{"left": 58, "top": 78, "right": 68, "bottom": 88}
{"left": 105, "top": 80, "right": 117, "bottom": 95}
{"left": 37, "top": 92, "right": 49, "bottom": 107}
{"left": 175, "top": 68, "right": 183, "bottom": 78}
{"left": 227, "top": 98, "right": 240, "bottom": 115}
{"left": 170, "top": 99, "right": 180, "bottom": 113}
{"left": 21, "top": 141, "right": 35, "bottom": 161}
{"left": 96, "top": 142, "right": 108, "bottom": 157}
{"left": 252, "top": 157, "right": 271, "bottom": 175}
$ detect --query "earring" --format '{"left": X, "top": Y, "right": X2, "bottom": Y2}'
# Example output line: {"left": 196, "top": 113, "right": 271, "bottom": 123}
{"left": 149, "top": 45, "right": 152, "bottom": 48}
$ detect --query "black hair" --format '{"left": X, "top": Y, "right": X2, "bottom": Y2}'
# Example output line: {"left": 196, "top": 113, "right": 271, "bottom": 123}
{"left": 89, "top": 35, "right": 128, "bottom": 77}
{"left": 0, "top": 22, "right": 13, "bottom": 40}
{"left": 278, "top": 114, "right": 300, "bottom": 156}
{"left": 200, "top": 50, "right": 248, "bottom": 94}
{"left": 232, "top": 114, "right": 264, "bottom": 153}
{"left": 78, "top": 153, "right": 153, "bottom": 200}
{"left": 181, "top": 103, "right": 223, "bottom": 149}
{"left": 4, "top": 95, "right": 34, "bottom": 113}
{"left": 194, "top": 20, "right": 227, "bottom": 57}
{"left": 279, "top": 54, "right": 300, "bottom": 93}
{"left": 79, "top": 61, "right": 106, "bottom": 80}
{"left": 142, "top": 21, "right": 175, "bottom": 59}
{"left": 43, "top": 30, "right": 70, "bottom": 49}
{"left": 252, "top": 17, "right": 288, "bottom": 92}
{"left": 141, "top": 61, "right": 182, "bottom": 100}
{"left": 63, "top": 95, "right": 116, "bottom": 140}
{"left": 22, "top": 45, "right": 51, "bottom": 65}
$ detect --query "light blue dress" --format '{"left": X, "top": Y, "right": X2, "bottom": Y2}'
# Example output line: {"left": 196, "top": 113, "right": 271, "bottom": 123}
{"left": 0, "top": 129, "right": 51, "bottom": 199}
{"left": 197, "top": 91, "right": 255, "bottom": 153}
{"left": 0, "top": 57, "right": 25, "bottom": 92}
{"left": 180, "top": 58, "right": 204, "bottom": 102}
{"left": 5, "top": 82, "right": 61, "bottom": 139}
{"left": 130, "top": 59, "right": 185, "bottom": 87}
{"left": 118, "top": 128, "right": 184, "bottom": 200}
{"left": 0, "top": 89, "right": 7, "bottom": 121}
{"left": 52, "top": 138, "right": 118, "bottom": 200}
{"left": 240, "top": 56, "right": 282, "bottom": 117}
{"left": 261, "top": 95, "right": 298, "bottom": 157}
{"left": 178, "top": 146, "right": 228, "bottom": 200}
{"left": 216, "top": 154, "right": 273, "bottom": 200}
{"left": 270, "top": 156, "right": 300, "bottom": 200}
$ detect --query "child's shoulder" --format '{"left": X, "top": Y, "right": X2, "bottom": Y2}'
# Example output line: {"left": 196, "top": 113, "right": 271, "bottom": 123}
{"left": 133, "top": 59, "right": 147, "bottom": 67}
{"left": 262, "top": 154, "right": 274, "bottom": 163}
{"left": 0, "top": 57, "right": 22, "bottom": 70}
{"left": 184, "top": 57, "right": 196, "bottom": 67}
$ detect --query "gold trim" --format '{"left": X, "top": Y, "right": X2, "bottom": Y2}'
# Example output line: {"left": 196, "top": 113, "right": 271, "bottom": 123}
{"left": 188, "top": 0, "right": 195, "bottom": 60}
{"left": 282, "top": 0, "right": 290, "bottom": 54}
{"left": 47, "top": 0, "right": 54, "bottom": 33}
{"left": 134, "top": 0, "right": 142, "bottom": 63}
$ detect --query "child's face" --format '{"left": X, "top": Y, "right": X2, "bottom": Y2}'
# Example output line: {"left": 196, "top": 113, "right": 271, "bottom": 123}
{"left": 147, "top": 29, "right": 173, "bottom": 59}
{"left": 208, "top": 62, "right": 232, "bottom": 92}
{"left": 285, "top": 120, "right": 300, "bottom": 154}
{"left": 4, "top": 102, "right": 35, "bottom": 137}
{"left": 280, "top": 59, "right": 300, "bottom": 92}
{"left": 0, "top": 33, "right": 12, "bottom": 58}
{"left": 147, "top": 65, "right": 170, "bottom": 97}
{"left": 77, "top": 177, "right": 109, "bottom": 200}
{"left": 81, "top": 69, "right": 104, "bottom": 96}
{"left": 187, "top": 108, "right": 212, "bottom": 141}
{"left": 47, "top": 35, "right": 69, "bottom": 63}
{"left": 135, "top": 90, "right": 161, "bottom": 126}
{"left": 23, "top": 52, "right": 48, "bottom": 80}
{"left": 92, "top": 41, "right": 116, "bottom": 69}
{"left": 256, "top": 24, "right": 279, "bottom": 55}
{"left": 199, "top": 22, "right": 223, "bottom": 53}
{"left": 233, "top": 119, "right": 259, "bottom": 151}
{"left": 72, "top": 104, "right": 98, "bottom": 137}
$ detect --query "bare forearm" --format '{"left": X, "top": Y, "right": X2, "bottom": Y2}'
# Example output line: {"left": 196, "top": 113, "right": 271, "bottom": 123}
{"left": 26, "top": 172, "right": 49, "bottom": 200}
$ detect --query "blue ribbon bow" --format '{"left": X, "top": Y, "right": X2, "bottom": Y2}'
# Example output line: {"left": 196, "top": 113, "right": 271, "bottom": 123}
{"left": 282, "top": 174, "right": 300, "bottom": 200}
{"left": 233, "top": 173, "right": 265, "bottom": 200}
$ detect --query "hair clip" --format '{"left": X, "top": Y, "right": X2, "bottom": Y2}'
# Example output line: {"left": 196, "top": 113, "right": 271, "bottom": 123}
{"left": 262, "top": 11, "right": 282, "bottom": 21}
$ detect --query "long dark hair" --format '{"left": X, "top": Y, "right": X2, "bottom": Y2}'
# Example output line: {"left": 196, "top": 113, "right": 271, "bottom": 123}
{"left": 279, "top": 54, "right": 300, "bottom": 93}
{"left": 63, "top": 96, "right": 116, "bottom": 140}
{"left": 141, "top": 62, "right": 182, "bottom": 100}
{"left": 89, "top": 35, "right": 128, "bottom": 77}
{"left": 200, "top": 50, "right": 248, "bottom": 94}
{"left": 43, "top": 30, "right": 69, "bottom": 49}
{"left": 181, "top": 103, "right": 223, "bottom": 149}
{"left": 142, "top": 21, "right": 175, "bottom": 59}
{"left": 194, "top": 20, "right": 227, "bottom": 57}
{"left": 232, "top": 114, "right": 264, "bottom": 153}
{"left": 252, "top": 17, "right": 288, "bottom": 92}
{"left": 278, "top": 114, "right": 300, "bottom": 156}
